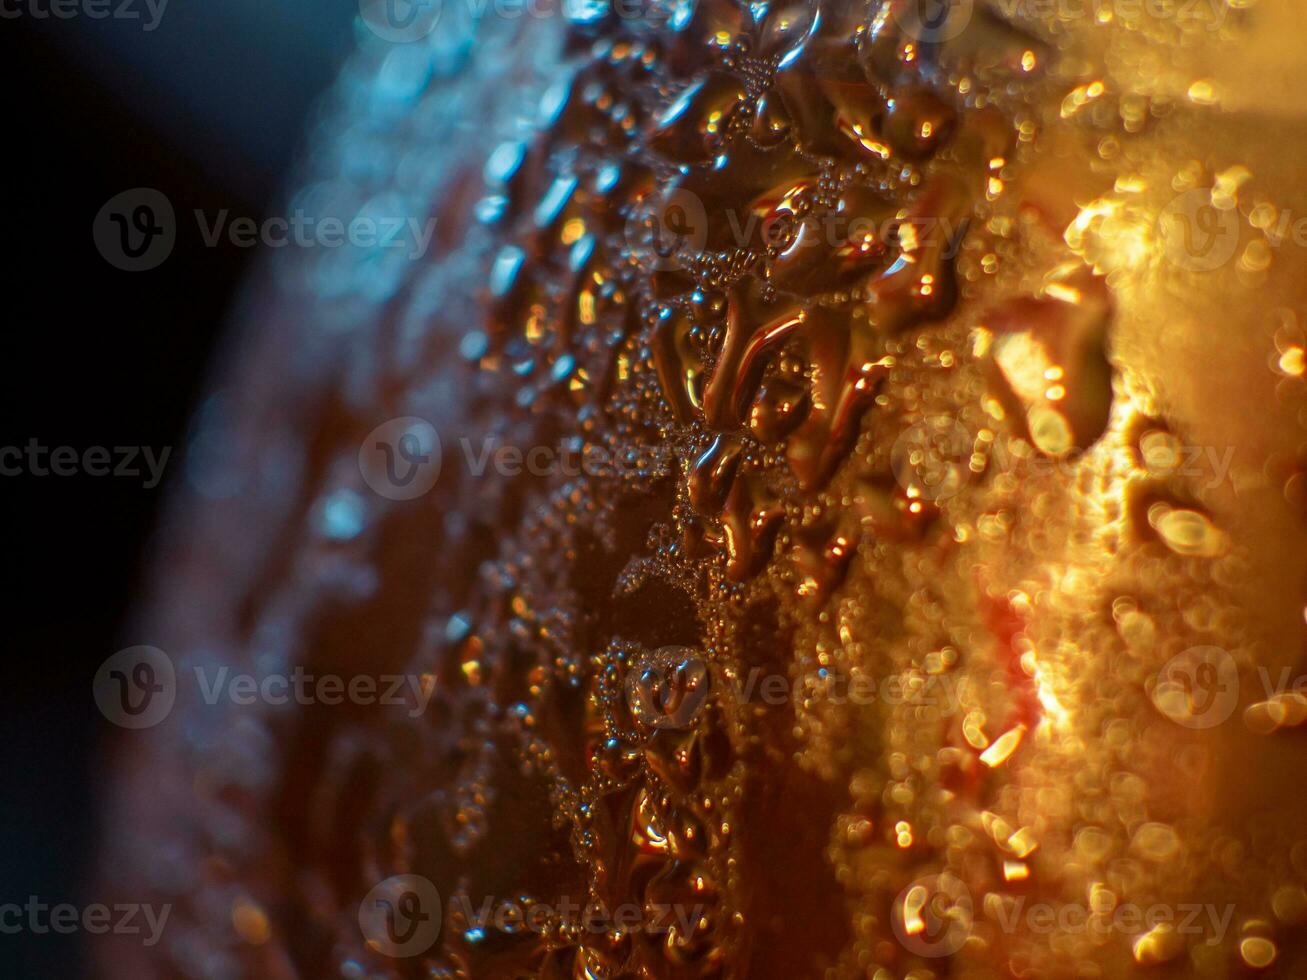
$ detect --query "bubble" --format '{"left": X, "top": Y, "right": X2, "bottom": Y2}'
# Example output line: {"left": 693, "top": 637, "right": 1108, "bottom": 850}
{"left": 1026, "top": 404, "right": 1073, "bottom": 456}
{"left": 1272, "top": 886, "right": 1307, "bottom": 925}
{"left": 1239, "top": 936, "right": 1277, "bottom": 969}
{"left": 1150, "top": 505, "right": 1227, "bottom": 557}
{"left": 1130, "top": 822, "right": 1181, "bottom": 861}
{"left": 1133, "top": 923, "right": 1185, "bottom": 965}
{"left": 316, "top": 488, "right": 370, "bottom": 541}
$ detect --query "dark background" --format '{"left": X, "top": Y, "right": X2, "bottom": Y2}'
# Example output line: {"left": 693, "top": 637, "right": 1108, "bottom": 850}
{"left": 1, "top": 6, "right": 356, "bottom": 974}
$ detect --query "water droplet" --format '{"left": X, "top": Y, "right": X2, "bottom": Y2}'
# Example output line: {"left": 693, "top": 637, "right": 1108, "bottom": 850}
{"left": 316, "top": 488, "right": 368, "bottom": 541}
{"left": 1149, "top": 504, "right": 1227, "bottom": 558}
